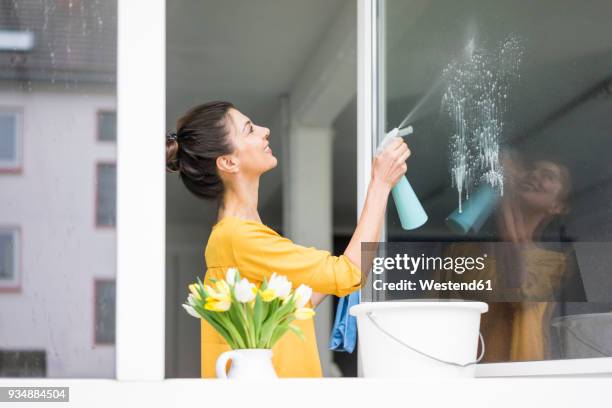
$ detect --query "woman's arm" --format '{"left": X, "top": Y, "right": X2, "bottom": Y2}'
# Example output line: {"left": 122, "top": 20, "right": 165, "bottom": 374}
{"left": 311, "top": 137, "right": 410, "bottom": 307}
{"left": 345, "top": 137, "right": 410, "bottom": 271}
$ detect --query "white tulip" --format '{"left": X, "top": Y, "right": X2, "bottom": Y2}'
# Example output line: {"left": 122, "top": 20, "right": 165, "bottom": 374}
{"left": 234, "top": 278, "right": 256, "bottom": 303}
{"left": 226, "top": 267, "right": 238, "bottom": 285}
{"left": 267, "top": 273, "right": 292, "bottom": 299}
{"left": 182, "top": 304, "right": 201, "bottom": 319}
{"left": 294, "top": 284, "right": 313, "bottom": 308}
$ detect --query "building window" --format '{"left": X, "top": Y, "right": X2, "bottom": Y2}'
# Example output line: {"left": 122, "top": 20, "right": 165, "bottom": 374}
{"left": 97, "top": 110, "right": 117, "bottom": 142}
{"left": 94, "top": 280, "right": 116, "bottom": 345}
{"left": 0, "top": 350, "right": 46, "bottom": 377}
{"left": 0, "top": 110, "right": 22, "bottom": 172}
{"left": 0, "top": 227, "right": 20, "bottom": 290}
{"left": 96, "top": 163, "right": 117, "bottom": 227}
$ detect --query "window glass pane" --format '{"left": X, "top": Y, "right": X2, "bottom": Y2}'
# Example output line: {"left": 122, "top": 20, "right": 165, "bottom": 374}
{"left": 0, "top": 0, "right": 117, "bottom": 378}
{"left": 380, "top": 0, "right": 612, "bottom": 363}
{"left": 0, "top": 113, "right": 17, "bottom": 161}
{"left": 0, "top": 229, "right": 16, "bottom": 282}
{"left": 96, "top": 163, "right": 117, "bottom": 227}
{"left": 0, "top": 351, "right": 46, "bottom": 377}
{"left": 94, "top": 281, "right": 116, "bottom": 344}
{"left": 98, "top": 111, "right": 116, "bottom": 141}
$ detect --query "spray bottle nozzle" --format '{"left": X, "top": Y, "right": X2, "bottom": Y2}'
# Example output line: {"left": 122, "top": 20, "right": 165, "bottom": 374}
{"left": 398, "top": 125, "right": 414, "bottom": 137}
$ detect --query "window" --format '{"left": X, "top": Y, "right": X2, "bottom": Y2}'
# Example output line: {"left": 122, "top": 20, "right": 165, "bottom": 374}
{"left": 0, "top": 110, "right": 22, "bottom": 172}
{"left": 96, "top": 163, "right": 117, "bottom": 227}
{"left": 372, "top": 0, "right": 612, "bottom": 372}
{"left": 0, "top": 351, "right": 46, "bottom": 377}
{"left": 97, "top": 110, "right": 117, "bottom": 142}
{"left": 94, "top": 280, "right": 116, "bottom": 345}
{"left": 0, "top": 0, "right": 117, "bottom": 378}
{"left": 0, "top": 227, "right": 19, "bottom": 291}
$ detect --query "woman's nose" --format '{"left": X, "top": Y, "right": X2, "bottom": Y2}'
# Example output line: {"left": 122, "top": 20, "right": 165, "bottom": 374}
{"left": 263, "top": 127, "right": 270, "bottom": 140}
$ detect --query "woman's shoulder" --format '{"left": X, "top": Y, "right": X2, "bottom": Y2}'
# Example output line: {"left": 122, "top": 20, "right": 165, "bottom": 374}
{"left": 209, "top": 216, "right": 279, "bottom": 246}
{"left": 205, "top": 216, "right": 281, "bottom": 267}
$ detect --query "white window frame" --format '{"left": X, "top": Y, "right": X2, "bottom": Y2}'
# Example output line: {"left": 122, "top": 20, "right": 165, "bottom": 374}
{"left": 116, "top": 0, "right": 166, "bottom": 380}
{"left": 0, "top": 226, "right": 20, "bottom": 291}
{"left": 357, "top": 0, "right": 612, "bottom": 377}
{"left": 0, "top": 108, "right": 23, "bottom": 173}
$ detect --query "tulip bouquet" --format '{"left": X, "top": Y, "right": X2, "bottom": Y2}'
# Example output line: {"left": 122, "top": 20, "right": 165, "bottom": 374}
{"left": 183, "top": 268, "right": 316, "bottom": 349}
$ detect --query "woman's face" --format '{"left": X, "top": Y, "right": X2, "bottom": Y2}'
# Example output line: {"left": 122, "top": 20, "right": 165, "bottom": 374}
{"left": 225, "top": 108, "right": 277, "bottom": 176}
{"left": 516, "top": 160, "right": 568, "bottom": 215}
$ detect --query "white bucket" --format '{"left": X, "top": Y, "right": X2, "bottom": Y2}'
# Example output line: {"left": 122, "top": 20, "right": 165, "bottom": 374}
{"left": 350, "top": 301, "right": 488, "bottom": 378}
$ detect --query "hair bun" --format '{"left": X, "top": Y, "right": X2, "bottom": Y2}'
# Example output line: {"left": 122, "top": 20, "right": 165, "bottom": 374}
{"left": 166, "top": 136, "right": 180, "bottom": 173}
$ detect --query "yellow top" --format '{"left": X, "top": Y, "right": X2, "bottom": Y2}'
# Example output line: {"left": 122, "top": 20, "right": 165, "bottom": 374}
{"left": 201, "top": 216, "right": 362, "bottom": 378}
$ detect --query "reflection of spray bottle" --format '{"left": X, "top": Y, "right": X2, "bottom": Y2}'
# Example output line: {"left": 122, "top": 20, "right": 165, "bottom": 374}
{"left": 377, "top": 126, "right": 428, "bottom": 230}
{"left": 446, "top": 184, "right": 501, "bottom": 234}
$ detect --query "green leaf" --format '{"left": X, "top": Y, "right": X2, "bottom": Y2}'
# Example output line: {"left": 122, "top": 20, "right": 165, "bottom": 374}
{"left": 217, "top": 312, "right": 247, "bottom": 349}
{"left": 244, "top": 302, "right": 256, "bottom": 348}
{"left": 194, "top": 305, "right": 237, "bottom": 349}
{"left": 227, "top": 301, "right": 250, "bottom": 347}
{"left": 253, "top": 293, "right": 264, "bottom": 343}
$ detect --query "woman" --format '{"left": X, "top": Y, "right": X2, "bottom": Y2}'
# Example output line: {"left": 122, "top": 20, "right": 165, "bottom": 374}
{"left": 488, "top": 155, "right": 586, "bottom": 361}
{"left": 443, "top": 153, "right": 585, "bottom": 362}
{"left": 166, "top": 101, "right": 410, "bottom": 377}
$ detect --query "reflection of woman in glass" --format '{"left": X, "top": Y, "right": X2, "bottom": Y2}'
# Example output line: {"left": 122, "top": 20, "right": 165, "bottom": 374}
{"left": 482, "top": 153, "right": 587, "bottom": 361}
{"left": 166, "top": 101, "right": 410, "bottom": 377}
{"left": 443, "top": 152, "right": 586, "bottom": 362}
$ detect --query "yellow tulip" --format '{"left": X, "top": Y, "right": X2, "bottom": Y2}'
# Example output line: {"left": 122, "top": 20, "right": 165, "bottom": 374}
{"left": 260, "top": 288, "right": 277, "bottom": 302}
{"left": 204, "top": 297, "right": 231, "bottom": 312}
{"left": 189, "top": 284, "right": 201, "bottom": 300}
{"left": 294, "top": 307, "right": 316, "bottom": 320}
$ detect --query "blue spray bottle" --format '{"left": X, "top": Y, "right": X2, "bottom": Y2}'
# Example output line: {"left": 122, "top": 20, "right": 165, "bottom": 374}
{"left": 377, "top": 126, "right": 428, "bottom": 230}
{"left": 446, "top": 184, "right": 501, "bottom": 234}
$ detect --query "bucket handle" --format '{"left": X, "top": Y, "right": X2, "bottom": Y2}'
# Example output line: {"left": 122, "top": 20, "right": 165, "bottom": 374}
{"left": 366, "top": 312, "right": 485, "bottom": 367}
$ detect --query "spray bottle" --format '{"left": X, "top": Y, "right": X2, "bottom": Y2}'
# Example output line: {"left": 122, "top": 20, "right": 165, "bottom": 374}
{"left": 377, "top": 126, "right": 428, "bottom": 230}
{"left": 446, "top": 184, "right": 501, "bottom": 234}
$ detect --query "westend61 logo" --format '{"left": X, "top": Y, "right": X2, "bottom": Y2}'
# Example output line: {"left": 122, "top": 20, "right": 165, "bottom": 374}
{"left": 372, "top": 253, "right": 488, "bottom": 275}
{"left": 370, "top": 252, "right": 493, "bottom": 293}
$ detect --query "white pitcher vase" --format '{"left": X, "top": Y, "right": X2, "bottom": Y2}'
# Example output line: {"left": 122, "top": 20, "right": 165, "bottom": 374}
{"left": 215, "top": 349, "right": 277, "bottom": 379}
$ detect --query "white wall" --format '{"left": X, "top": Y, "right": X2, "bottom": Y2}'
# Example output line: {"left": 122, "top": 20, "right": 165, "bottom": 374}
{"left": 0, "top": 86, "right": 116, "bottom": 378}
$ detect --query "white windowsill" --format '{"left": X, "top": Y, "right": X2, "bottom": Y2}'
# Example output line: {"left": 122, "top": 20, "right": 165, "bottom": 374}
{"left": 1, "top": 377, "right": 611, "bottom": 407}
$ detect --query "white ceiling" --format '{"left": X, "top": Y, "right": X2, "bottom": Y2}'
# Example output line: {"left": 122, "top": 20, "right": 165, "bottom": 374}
{"left": 167, "top": 0, "right": 347, "bottom": 123}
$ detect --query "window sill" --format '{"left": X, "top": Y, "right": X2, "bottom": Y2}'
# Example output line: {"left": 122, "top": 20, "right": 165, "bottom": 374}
{"left": 1, "top": 376, "right": 611, "bottom": 407}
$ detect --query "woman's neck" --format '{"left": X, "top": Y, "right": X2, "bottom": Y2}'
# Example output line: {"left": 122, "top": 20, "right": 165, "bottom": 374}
{"left": 520, "top": 205, "right": 553, "bottom": 241}
{"left": 218, "top": 176, "right": 261, "bottom": 223}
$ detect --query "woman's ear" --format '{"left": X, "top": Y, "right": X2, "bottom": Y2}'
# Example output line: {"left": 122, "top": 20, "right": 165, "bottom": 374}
{"left": 216, "top": 154, "right": 239, "bottom": 174}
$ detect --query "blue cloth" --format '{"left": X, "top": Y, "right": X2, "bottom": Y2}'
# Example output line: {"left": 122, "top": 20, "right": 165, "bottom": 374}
{"left": 329, "top": 291, "right": 359, "bottom": 353}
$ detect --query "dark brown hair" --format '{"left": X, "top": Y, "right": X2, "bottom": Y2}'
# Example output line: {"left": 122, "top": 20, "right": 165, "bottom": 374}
{"left": 166, "top": 101, "right": 235, "bottom": 200}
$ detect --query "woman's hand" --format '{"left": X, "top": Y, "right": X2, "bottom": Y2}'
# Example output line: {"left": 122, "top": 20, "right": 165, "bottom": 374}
{"left": 341, "top": 137, "right": 412, "bottom": 277}
{"left": 371, "top": 137, "right": 411, "bottom": 189}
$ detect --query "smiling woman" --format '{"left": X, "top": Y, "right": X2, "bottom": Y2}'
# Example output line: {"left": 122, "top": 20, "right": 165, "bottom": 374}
{"left": 166, "top": 100, "right": 410, "bottom": 377}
